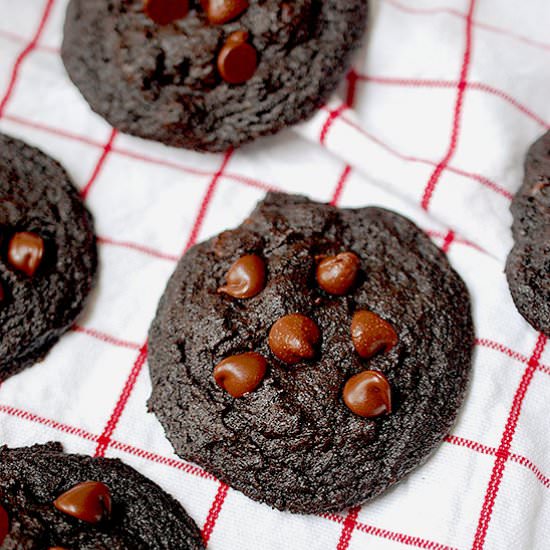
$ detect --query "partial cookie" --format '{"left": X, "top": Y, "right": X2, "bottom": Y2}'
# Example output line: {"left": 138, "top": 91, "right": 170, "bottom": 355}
{"left": 148, "top": 192, "right": 474, "bottom": 514}
{"left": 506, "top": 131, "right": 550, "bottom": 336}
{"left": 0, "top": 134, "right": 97, "bottom": 381}
{"left": 0, "top": 443, "right": 204, "bottom": 549}
{"left": 62, "top": 0, "right": 367, "bottom": 152}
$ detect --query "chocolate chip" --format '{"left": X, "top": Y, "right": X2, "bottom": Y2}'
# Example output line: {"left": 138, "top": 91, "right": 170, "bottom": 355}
{"left": 217, "top": 30, "right": 258, "bottom": 84}
{"left": 54, "top": 481, "right": 112, "bottom": 524}
{"left": 143, "top": 0, "right": 189, "bottom": 25}
{"left": 0, "top": 503, "right": 8, "bottom": 544}
{"left": 218, "top": 254, "right": 266, "bottom": 299}
{"left": 7, "top": 232, "right": 44, "bottom": 276}
{"left": 269, "top": 314, "right": 320, "bottom": 364}
{"left": 202, "top": 0, "right": 249, "bottom": 25}
{"left": 0, "top": 282, "right": 4, "bottom": 303}
{"left": 351, "top": 310, "right": 398, "bottom": 359}
{"left": 343, "top": 370, "right": 392, "bottom": 418}
{"left": 214, "top": 352, "right": 267, "bottom": 397}
{"left": 316, "top": 252, "right": 360, "bottom": 295}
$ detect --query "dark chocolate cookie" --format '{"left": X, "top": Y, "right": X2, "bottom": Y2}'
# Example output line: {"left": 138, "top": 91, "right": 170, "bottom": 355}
{"left": 148, "top": 193, "right": 474, "bottom": 513}
{"left": 61, "top": 0, "right": 367, "bottom": 152}
{"left": 0, "top": 443, "right": 204, "bottom": 549}
{"left": 0, "top": 134, "right": 97, "bottom": 382}
{"left": 506, "top": 131, "right": 550, "bottom": 336}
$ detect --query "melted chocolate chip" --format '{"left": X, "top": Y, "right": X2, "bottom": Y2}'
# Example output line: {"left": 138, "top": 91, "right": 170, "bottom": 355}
{"left": 351, "top": 310, "right": 398, "bottom": 359}
{"left": 202, "top": 0, "right": 249, "bottom": 25}
{"left": 54, "top": 481, "right": 112, "bottom": 524}
{"left": 269, "top": 314, "right": 320, "bottom": 364}
{"left": 217, "top": 30, "right": 258, "bottom": 84}
{"left": 218, "top": 254, "right": 266, "bottom": 299}
{"left": 214, "top": 352, "right": 267, "bottom": 397}
{"left": 343, "top": 370, "right": 392, "bottom": 418}
{"left": 7, "top": 232, "right": 45, "bottom": 276}
{"left": 0, "top": 503, "right": 8, "bottom": 544}
{"left": 316, "top": 252, "right": 360, "bottom": 295}
{"left": 143, "top": 0, "right": 189, "bottom": 25}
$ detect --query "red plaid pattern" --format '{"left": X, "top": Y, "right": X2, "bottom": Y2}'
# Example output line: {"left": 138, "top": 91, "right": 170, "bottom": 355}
{"left": 1, "top": 1, "right": 549, "bottom": 548}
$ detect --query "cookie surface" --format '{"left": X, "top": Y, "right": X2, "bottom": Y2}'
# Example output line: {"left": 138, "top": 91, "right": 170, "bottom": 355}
{"left": 0, "top": 443, "right": 204, "bottom": 549}
{"left": 148, "top": 193, "right": 474, "bottom": 513}
{"left": 0, "top": 133, "right": 97, "bottom": 382}
{"left": 506, "top": 131, "right": 550, "bottom": 335}
{"left": 61, "top": 0, "right": 367, "bottom": 152}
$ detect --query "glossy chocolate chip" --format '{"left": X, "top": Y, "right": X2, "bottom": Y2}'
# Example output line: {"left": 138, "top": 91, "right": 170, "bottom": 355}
{"left": 8, "top": 232, "right": 44, "bottom": 276}
{"left": 351, "top": 310, "right": 398, "bottom": 359}
{"left": 202, "top": 0, "right": 249, "bottom": 25}
{"left": 218, "top": 254, "right": 266, "bottom": 299}
{"left": 54, "top": 481, "right": 112, "bottom": 524}
{"left": 0, "top": 503, "right": 8, "bottom": 544}
{"left": 217, "top": 31, "right": 258, "bottom": 84}
{"left": 214, "top": 352, "right": 267, "bottom": 397}
{"left": 316, "top": 252, "right": 360, "bottom": 295}
{"left": 269, "top": 314, "right": 320, "bottom": 364}
{"left": 144, "top": 0, "right": 189, "bottom": 25}
{"left": 343, "top": 370, "right": 392, "bottom": 418}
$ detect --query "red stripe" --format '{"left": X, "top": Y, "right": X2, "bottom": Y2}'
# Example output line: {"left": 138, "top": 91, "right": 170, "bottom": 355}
{"left": 94, "top": 342, "right": 148, "bottom": 457}
{"left": 72, "top": 325, "right": 142, "bottom": 351}
{"left": 353, "top": 75, "right": 550, "bottom": 130}
{"left": 472, "top": 333, "right": 547, "bottom": 550}
{"left": 80, "top": 128, "right": 118, "bottom": 200}
{"left": 323, "top": 512, "right": 457, "bottom": 550}
{"left": 1, "top": 400, "right": 548, "bottom": 499}
{"left": 331, "top": 165, "right": 352, "bottom": 206}
{"left": 336, "top": 506, "right": 360, "bottom": 550}
{"left": 97, "top": 236, "right": 179, "bottom": 263}
{"left": 182, "top": 149, "right": 233, "bottom": 254}
{"left": 383, "top": 0, "right": 550, "bottom": 53}
{"left": 509, "top": 453, "right": 550, "bottom": 490}
{"left": 421, "top": 0, "right": 476, "bottom": 211}
{"left": 320, "top": 104, "right": 349, "bottom": 145}
{"left": 0, "top": 28, "right": 59, "bottom": 54}
{"left": 0, "top": 0, "right": 55, "bottom": 117}
{"left": 441, "top": 230, "right": 455, "bottom": 253}
{"left": 320, "top": 107, "right": 512, "bottom": 201}
{"left": 201, "top": 482, "right": 229, "bottom": 546}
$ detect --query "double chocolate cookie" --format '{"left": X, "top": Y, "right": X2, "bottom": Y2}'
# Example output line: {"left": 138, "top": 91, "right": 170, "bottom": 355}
{"left": 148, "top": 193, "right": 474, "bottom": 513}
{"left": 506, "top": 131, "right": 550, "bottom": 336}
{"left": 0, "top": 443, "right": 204, "bottom": 549}
{"left": 62, "top": 0, "right": 367, "bottom": 152}
{"left": 0, "top": 134, "right": 97, "bottom": 382}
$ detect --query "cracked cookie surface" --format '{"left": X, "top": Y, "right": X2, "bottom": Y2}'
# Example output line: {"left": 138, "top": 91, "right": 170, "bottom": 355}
{"left": 0, "top": 134, "right": 97, "bottom": 382}
{"left": 506, "top": 131, "right": 550, "bottom": 336}
{"left": 0, "top": 443, "right": 204, "bottom": 549}
{"left": 61, "top": 0, "right": 367, "bottom": 152}
{"left": 148, "top": 193, "right": 474, "bottom": 513}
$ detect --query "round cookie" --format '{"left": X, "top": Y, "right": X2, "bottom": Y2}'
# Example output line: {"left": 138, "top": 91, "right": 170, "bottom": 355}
{"left": 148, "top": 192, "right": 474, "bottom": 513}
{"left": 61, "top": 0, "right": 368, "bottom": 152}
{"left": 0, "top": 133, "right": 97, "bottom": 382}
{"left": 0, "top": 442, "right": 204, "bottom": 549}
{"left": 506, "top": 131, "right": 550, "bottom": 336}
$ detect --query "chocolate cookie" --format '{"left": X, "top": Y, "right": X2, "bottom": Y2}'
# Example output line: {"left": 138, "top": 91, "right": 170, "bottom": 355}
{"left": 61, "top": 0, "right": 367, "bottom": 152}
{"left": 0, "top": 443, "right": 204, "bottom": 549}
{"left": 148, "top": 193, "right": 474, "bottom": 513}
{"left": 0, "top": 134, "right": 97, "bottom": 382}
{"left": 506, "top": 131, "right": 550, "bottom": 336}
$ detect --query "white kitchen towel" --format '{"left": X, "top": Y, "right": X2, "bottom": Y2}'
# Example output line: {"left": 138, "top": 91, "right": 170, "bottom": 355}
{"left": 0, "top": 1, "right": 549, "bottom": 549}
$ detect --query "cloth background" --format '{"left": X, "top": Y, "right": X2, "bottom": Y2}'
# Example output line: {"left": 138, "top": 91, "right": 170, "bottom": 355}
{"left": 0, "top": 1, "right": 549, "bottom": 548}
